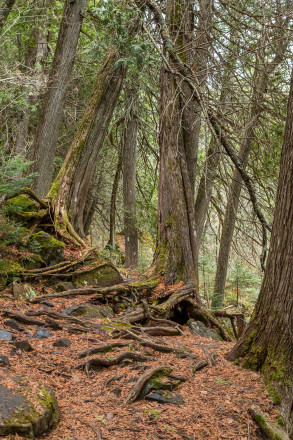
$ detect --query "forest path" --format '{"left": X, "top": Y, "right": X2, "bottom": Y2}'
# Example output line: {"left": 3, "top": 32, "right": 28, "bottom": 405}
{"left": 0, "top": 292, "right": 274, "bottom": 440}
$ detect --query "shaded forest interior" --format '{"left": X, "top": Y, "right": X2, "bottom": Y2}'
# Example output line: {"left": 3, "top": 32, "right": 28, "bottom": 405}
{"left": 1, "top": 0, "right": 293, "bottom": 439}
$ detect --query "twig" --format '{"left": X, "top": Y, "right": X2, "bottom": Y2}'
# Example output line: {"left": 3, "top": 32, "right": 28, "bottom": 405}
{"left": 76, "top": 417, "right": 102, "bottom": 440}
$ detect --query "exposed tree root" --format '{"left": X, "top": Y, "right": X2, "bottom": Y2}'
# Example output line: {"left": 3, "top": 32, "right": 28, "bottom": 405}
{"left": 120, "top": 329, "right": 195, "bottom": 358}
{"left": 76, "top": 352, "right": 150, "bottom": 372}
{"left": 248, "top": 406, "right": 290, "bottom": 440}
{"left": 78, "top": 342, "right": 131, "bottom": 359}
{"left": 192, "top": 359, "right": 208, "bottom": 373}
{"left": 25, "top": 310, "right": 98, "bottom": 328}
{"left": 124, "top": 365, "right": 172, "bottom": 404}
{"left": 0, "top": 309, "right": 45, "bottom": 326}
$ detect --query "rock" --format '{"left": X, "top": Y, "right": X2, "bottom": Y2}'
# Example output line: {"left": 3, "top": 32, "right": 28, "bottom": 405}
{"left": 12, "top": 282, "right": 36, "bottom": 300}
{"left": 40, "top": 301, "right": 55, "bottom": 308}
{"left": 0, "top": 382, "right": 59, "bottom": 438}
{"left": 28, "top": 231, "right": 65, "bottom": 267}
{"left": 32, "top": 328, "right": 53, "bottom": 339}
{"left": 13, "top": 340, "right": 34, "bottom": 352}
{"left": 72, "top": 264, "right": 123, "bottom": 288}
{"left": 53, "top": 338, "right": 71, "bottom": 348}
{"left": 0, "top": 356, "right": 10, "bottom": 366}
{"left": 187, "top": 319, "right": 221, "bottom": 341}
{"left": 146, "top": 390, "right": 184, "bottom": 406}
{"left": 0, "top": 330, "right": 13, "bottom": 341}
{"left": 54, "top": 281, "right": 75, "bottom": 292}
{"left": 4, "top": 319, "right": 25, "bottom": 332}
{"left": 62, "top": 303, "right": 114, "bottom": 319}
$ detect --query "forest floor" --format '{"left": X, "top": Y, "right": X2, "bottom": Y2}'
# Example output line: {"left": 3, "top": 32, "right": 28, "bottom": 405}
{"left": 0, "top": 286, "right": 278, "bottom": 440}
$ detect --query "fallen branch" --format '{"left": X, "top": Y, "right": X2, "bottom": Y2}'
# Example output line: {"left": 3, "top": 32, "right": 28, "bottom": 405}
{"left": 124, "top": 365, "right": 172, "bottom": 404}
{"left": 248, "top": 406, "right": 290, "bottom": 440}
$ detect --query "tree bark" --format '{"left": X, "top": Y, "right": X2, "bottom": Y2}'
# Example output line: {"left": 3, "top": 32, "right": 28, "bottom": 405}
{"left": 153, "top": 0, "right": 199, "bottom": 289}
{"left": 31, "top": 0, "right": 86, "bottom": 197}
{"left": 227, "top": 67, "right": 293, "bottom": 437}
{"left": 109, "top": 153, "right": 123, "bottom": 248}
{"left": 46, "top": 46, "right": 126, "bottom": 243}
{"left": 123, "top": 85, "right": 139, "bottom": 268}
{"left": 14, "top": 0, "right": 51, "bottom": 155}
{"left": 0, "top": 0, "right": 15, "bottom": 34}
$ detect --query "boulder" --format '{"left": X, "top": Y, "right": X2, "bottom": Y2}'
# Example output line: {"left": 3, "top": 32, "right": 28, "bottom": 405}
{"left": 187, "top": 319, "right": 221, "bottom": 341}
{"left": 21, "top": 254, "right": 44, "bottom": 270}
{"left": 62, "top": 303, "right": 114, "bottom": 319}
{"left": 28, "top": 232, "right": 65, "bottom": 267}
{"left": 72, "top": 264, "right": 123, "bottom": 288}
{"left": 0, "top": 382, "right": 59, "bottom": 438}
{"left": 12, "top": 282, "right": 36, "bottom": 300}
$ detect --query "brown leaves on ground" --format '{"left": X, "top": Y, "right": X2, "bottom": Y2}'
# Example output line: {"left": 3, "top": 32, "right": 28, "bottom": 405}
{"left": 0, "top": 293, "right": 276, "bottom": 440}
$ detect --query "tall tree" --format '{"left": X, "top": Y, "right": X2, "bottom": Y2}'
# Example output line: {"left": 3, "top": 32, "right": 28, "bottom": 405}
{"left": 123, "top": 84, "right": 139, "bottom": 268}
{"left": 228, "top": 66, "right": 293, "bottom": 437}
{"left": 31, "top": 0, "right": 86, "bottom": 197}
{"left": 152, "top": 0, "right": 199, "bottom": 287}
{"left": 46, "top": 45, "right": 126, "bottom": 243}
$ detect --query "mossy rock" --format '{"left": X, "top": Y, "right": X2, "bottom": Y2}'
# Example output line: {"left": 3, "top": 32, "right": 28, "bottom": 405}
{"left": 0, "top": 382, "right": 59, "bottom": 438}
{"left": 62, "top": 303, "right": 114, "bottom": 319}
{"left": 140, "top": 374, "right": 183, "bottom": 399}
{"left": 0, "top": 258, "right": 25, "bottom": 278}
{"left": 6, "top": 194, "right": 38, "bottom": 215}
{"left": 187, "top": 319, "right": 221, "bottom": 341}
{"left": 28, "top": 232, "right": 65, "bottom": 267}
{"left": 72, "top": 264, "right": 123, "bottom": 288}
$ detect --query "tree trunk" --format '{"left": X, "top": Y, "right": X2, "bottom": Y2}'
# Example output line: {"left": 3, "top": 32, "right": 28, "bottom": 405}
{"left": 123, "top": 85, "right": 139, "bottom": 268}
{"left": 227, "top": 67, "right": 293, "bottom": 437}
{"left": 0, "top": 0, "right": 15, "bottom": 34}
{"left": 153, "top": 0, "right": 199, "bottom": 289}
{"left": 31, "top": 0, "right": 86, "bottom": 197}
{"left": 46, "top": 46, "right": 126, "bottom": 243}
{"left": 212, "top": 31, "right": 288, "bottom": 308}
{"left": 109, "top": 154, "right": 123, "bottom": 248}
{"left": 14, "top": 0, "right": 51, "bottom": 155}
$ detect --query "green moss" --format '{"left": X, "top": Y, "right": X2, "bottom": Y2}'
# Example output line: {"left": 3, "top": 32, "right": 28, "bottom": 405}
{"left": 6, "top": 195, "right": 38, "bottom": 214}
{"left": 28, "top": 231, "right": 65, "bottom": 250}
{"left": 0, "top": 258, "right": 24, "bottom": 275}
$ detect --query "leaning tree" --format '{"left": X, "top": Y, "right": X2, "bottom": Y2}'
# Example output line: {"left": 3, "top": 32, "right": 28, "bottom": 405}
{"left": 227, "top": 67, "right": 293, "bottom": 436}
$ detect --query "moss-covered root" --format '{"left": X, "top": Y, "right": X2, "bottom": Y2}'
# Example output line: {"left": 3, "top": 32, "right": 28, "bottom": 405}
{"left": 249, "top": 406, "right": 290, "bottom": 440}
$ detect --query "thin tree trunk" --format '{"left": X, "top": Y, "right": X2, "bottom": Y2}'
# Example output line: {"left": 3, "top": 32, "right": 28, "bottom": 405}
{"left": 109, "top": 154, "right": 123, "bottom": 248}
{"left": 31, "top": 0, "right": 86, "bottom": 197}
{"left": 123, "top": 85, "right": 139, "bottom": 268}
{"left": 0, "top": 0, "right": 15, "bottom": 34}
{"left": 212, "top": 29, "right": 289, "bottom": 308}
{"left": 46, "top": 46, "right": 126, "bottom": 244}
{"left": 227, "top": 67, "right": 293, "bottom": 436}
